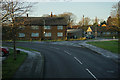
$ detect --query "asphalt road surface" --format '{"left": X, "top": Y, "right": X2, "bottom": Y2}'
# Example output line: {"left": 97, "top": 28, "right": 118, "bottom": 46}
{"left": 3, "top": 42, "right": 119, "bottom": 79}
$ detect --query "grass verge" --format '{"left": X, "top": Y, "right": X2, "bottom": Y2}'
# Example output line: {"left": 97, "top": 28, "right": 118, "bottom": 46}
{"left": 16, "top": 46, "right": 38, "bottom": 52}
{"left": 87, "top": 40, "right": 118, "bottom": 54}
{"left": 3, "top": 44, "right": 38, "bottom": 52}
{"left": 2, "top": 49, "right": 28, "bottom": 79}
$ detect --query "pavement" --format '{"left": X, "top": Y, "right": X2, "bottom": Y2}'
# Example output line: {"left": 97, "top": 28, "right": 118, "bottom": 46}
{"left": 80, "top": 39, "right": 120, "bottom": 63}
{"left": 2, "top": 47, "right": 44, "bottom": 78}
{"left": 14, "top": 48, "right": 44, "bottom": 78}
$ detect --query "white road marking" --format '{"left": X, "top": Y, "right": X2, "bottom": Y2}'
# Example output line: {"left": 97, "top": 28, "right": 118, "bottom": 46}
{"left": 64, "top": 50, "right": 71, "bottom": 55}
{"left": 50, "top": 47, "right": 59, "bottom": 50}
{"left": 54, "top": 47, "right": 59, "bottom": 50}
{"left": 74, "top": 57, "right": 83, "bottom": 64}
{"left": 86, "top": 68, "right": 98, "bottom": 80}
{"left": 76, "top": 46, "right": 81, "bottom": 47}
{"left": 72, "top": 45, "right": 81, "bottom": 47}
{"left": 107, "top": 70, "right": 114, "bottom": 73}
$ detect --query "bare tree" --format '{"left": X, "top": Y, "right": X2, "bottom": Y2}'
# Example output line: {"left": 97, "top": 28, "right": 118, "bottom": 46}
{"left": 58, "top": 12, "right": 76, "bottom": 27}
{"left": 92, "top": 17, "right": 99, "bottom": 39}
{"left": 109, "top": 1, "right": 120, "bottom": 41}
{"left": 118, "top": 1, "right": 120, "bottom": 30}
{"left": 111, "top": 1, "right": 120, "bottom": 17}
{"left": 110, "top": 1, "right": 120, "bottom": 29}
{"left": 84, "top": 17, "right": 91, "bottom": 26}
{"left": 78, "top": 20, "right": 83, "bottom": 27}
{"left": 1, "top": 0, "right": 34, "bottom": 60}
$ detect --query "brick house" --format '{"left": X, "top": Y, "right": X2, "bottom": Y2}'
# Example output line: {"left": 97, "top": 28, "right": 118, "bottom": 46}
{"left": 78, "top": 25, "right": 118, "bottom": 38}
{"left": 14, "top": 15, "right": 67, "bottom": 40}
{"left": 67, "top": 29, "right": 83, "bottom": 39}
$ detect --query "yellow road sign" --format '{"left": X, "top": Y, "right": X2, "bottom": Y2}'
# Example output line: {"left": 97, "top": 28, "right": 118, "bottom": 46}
{"left": 87, "top": 27, "right": 92, "bottom": 32}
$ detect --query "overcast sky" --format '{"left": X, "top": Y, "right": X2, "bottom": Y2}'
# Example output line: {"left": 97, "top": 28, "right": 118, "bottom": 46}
{"left": 21, "top": 0, "right": 119, "bottom": 24}
{"left": 22, "top": 0, "right": 119, "bottom": 2}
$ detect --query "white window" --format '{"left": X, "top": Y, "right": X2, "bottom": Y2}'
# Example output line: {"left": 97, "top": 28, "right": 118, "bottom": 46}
{"left": 103, "top": 32, "right": 106, "bottom": 35}
{"left": 19, "top": 33, "right": 25, "bottom": 37}
{"left": 31, "top": 33, "right": 39, "bottom": 37}
{"left": 31, "top": 26, "right": 39, "bottom": 30}
{"left": 57, "top": 26, "right": 63, "bottom": 30}
{"left": 98, "top": 32, "right": 100, "bottom": 35}
{"left": 44, "top": 33, "right": 51, "bottom": 37}
{"left": 45, "top": 33, "right": 51, "bottom": 37}
{"left": 106, "top": 32, "right": 110, "bottom": 35}
{"left": 111, "top": 32, "right": 115, "bottom": 34}
{"left": 87, "top": 32, "right": 91, "bottom": 35}
{"left": 44, "top": 26, "right": 51, "bottom": 29}
{"left": 116, "top": 32, "right": 118, "bottom": 34}
{"left": 57, "top": 32, "right": 63, "bottom": 37}
{"left": 19, "top": 26, "right": 25, "bottom": 29}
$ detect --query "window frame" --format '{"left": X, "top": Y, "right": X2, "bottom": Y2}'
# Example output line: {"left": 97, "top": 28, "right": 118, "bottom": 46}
{"left": 103, "top": 32, "right": 106, "bottom": 35}
{"left": 19, "top": 33, "right": 25, "bottom": 37}
{"left": 57, "top": 26, "right": 63, "bottom": 30}
{"left": 31, "top": 33, "right": 39, "bottom": 37}
{"left": 31, "top": 26, "right": 39, "bottom": 30}
{"left": 57, "top": 32, "right": 63, "bottom": 37}
{"left": 44, "top": 26, "right": 51, "bottom": 29}
{"left": 106, "top": 32, "right": 110, "bottom": 35}
{"left": 19, "top": 26, "right": 25, "bottom": 30}
{"left": 44, "top": 32, "right": 51, "bottom": 37}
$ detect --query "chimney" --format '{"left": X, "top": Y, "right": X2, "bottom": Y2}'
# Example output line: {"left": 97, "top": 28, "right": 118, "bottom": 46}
{"left": 50, "top": 12, "right": 53, "bottom": 17}
{"left": 27, "top": 14, "right": 28, "bottom": 17}
{"left": 83, "top": 15, "right": 84, "bottom": 26}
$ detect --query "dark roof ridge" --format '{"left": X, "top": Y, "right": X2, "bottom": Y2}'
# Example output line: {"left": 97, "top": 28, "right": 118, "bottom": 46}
{"left": 15, "top": 16, "right": 67, "bottom": 26}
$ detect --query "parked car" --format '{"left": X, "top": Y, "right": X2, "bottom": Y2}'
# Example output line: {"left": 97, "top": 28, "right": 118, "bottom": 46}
{"left": 85, "top": 35, "right": 95, "bottom": 39}
{"left": 0, "top": 47, "right": 9, "bottom": 57}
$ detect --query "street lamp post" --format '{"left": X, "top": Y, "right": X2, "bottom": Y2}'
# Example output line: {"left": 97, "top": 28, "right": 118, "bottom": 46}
{"left": 43, "top": 20, "right": 45, "bottom": 40}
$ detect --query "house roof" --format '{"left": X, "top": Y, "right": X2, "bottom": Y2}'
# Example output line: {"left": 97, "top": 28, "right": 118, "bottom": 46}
{"left": 72, "top": 25, "right": 80, "bottom": 29}
{"left": 15, "top": 17, "right": 67, "bottom": 26}
{"left": 79, "top": 26, "right": 115, "bottom": 32}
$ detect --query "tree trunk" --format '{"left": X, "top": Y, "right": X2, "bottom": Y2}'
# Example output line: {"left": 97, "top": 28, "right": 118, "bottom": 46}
{"left": 13, "top": 37, "right": 16, "bottom": 60}
{"left": 13, "top": 28, "right": 16, "bottom": 60}
{"left": 11, "top": 1, "right": 16, "bottom": 60}
{"left": 118, "top": 13, "right": 120, "bottom": 55}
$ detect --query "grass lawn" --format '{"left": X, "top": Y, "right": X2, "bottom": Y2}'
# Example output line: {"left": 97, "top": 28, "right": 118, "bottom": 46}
{"left": 2, "top": 49, "right": 28, "bottom": 79}
{"left": 87, "top": 40, "right": 119, "bottom": 54}
{"left": 100, "top": 36, "right": 118, "bottom": 39}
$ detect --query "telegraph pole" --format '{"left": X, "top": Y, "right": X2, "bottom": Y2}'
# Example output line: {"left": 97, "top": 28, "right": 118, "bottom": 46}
{"left": 83, "top": 15, "right": 84, "bottom": 26}
{"left": 82, "top": 15, "right": 85, "bottom": 37}
{"left": 95, "top": 16, "right": 98, "bottom": 39}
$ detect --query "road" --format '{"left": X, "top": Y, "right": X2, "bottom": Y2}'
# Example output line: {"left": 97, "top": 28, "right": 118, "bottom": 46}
{"left": 3, "top": 42, "right": 119, "bottom": 79}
